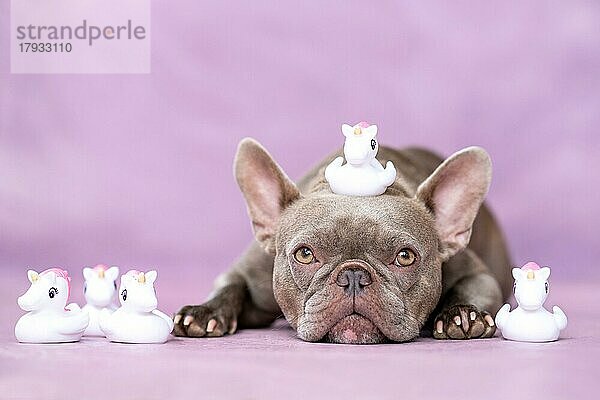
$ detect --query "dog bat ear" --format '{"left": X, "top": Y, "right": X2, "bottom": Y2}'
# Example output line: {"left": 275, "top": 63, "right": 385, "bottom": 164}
{"left": 234, "top": 138, "right": 301, "bottom": 254}
{"left": 416, "top": 146, "right": 492, "bottom": 260}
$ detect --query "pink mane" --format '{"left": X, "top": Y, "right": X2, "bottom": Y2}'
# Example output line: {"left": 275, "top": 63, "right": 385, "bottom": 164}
{"left": 40, "top": 268, "right": 71, "bottom": 306}
{"left": 125, "top": 270, "right": 142, "bottom": 278}
{"left": 521, "top": 262, "right": 541, "bottom": 271}
{"left": 356, "top": 121, "right": 370, "bottom": 128}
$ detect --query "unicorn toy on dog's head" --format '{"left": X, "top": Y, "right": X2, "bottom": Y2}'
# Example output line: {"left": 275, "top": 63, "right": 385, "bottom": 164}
{"left": 495, "top": 262, "right": 568, "bottom": 342}
{"left": 15, "top": 268, "right": 89, "bottom": 343}
{"left": 82, "top": 264, "right": 120, "bottom": 336}
{"left": 325, "top": 122, "right": 397, "bottom": 196}
{"left": 99, "top": 269, "right": 174, "bottom": 343}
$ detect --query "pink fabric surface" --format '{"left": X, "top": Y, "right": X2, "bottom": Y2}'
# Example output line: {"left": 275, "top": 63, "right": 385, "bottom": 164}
{"left": 1, "top": 278, "right": 598, "bottom": 400}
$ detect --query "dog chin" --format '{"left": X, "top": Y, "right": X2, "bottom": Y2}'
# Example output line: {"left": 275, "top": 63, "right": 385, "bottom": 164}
{"left": 324, "top": 314, "right": 388, "bottom": 344}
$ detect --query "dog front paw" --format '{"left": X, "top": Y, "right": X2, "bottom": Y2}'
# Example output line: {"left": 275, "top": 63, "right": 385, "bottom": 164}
{"left": 173, "top": 301, "right": 238, "bottom": 338}
{"left": 433, "top": 305, "right": 495, "bottom": 340}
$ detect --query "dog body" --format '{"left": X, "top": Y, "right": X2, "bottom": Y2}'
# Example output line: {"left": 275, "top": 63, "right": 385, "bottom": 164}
{"left": 174, "top": 140, "right": 511, "bottom": 343}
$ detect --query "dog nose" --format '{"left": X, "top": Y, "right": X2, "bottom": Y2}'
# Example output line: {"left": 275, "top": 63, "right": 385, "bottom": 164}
{"left": 336, "top": 267, "right": 372, "bottom": 294}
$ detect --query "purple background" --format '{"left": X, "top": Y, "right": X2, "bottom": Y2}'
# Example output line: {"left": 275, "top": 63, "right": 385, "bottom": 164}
{"left": 1, "top": 1, "right": 599, "bottom": 303}
{"left": 1, "top": 2, "right": 599, "bottom": 399}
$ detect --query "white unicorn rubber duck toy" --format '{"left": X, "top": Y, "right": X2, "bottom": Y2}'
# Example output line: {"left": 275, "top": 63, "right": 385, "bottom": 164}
{"left": 15, "top": 268, "right": 89, "bottom": 343}
{"left": 495, "top": 262, "right": 567, "bottom": 342}
{"left": 99, "top": 270, "right": 174, "bottom": 343}
{"left": 325, "top": 121, "right": 397, "bottom": 196}
{"left": 82, "top": 264, "right": 120, "bottom": 336}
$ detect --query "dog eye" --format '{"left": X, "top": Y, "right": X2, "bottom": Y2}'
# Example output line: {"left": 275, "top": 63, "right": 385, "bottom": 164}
{"left": 48, "top": 287, "right": 58, "bottom": 299}
{"left": 294, "top": 247, "right": 315, "bottom": 264}
{"left": 394, "top": 248, "right": 416, "bottom": 267}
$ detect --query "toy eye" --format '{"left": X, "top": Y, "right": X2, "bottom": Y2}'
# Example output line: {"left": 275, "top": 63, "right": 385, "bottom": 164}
{"left": 394, "top": 248, "right": 416, "bottom": 267}
{"left": 545, "top": 282, "right": 548, "bottom": 293}
{"left": 114, "top": 281, "right": 117, "bottom": 290}
{"left": 83, "top": 283, "right": 87, "bottom": 293}
{"left": 294, "top": 247, "right": 315, "bottom": 264}
{"left": 513, "top": 282, "right": 516, "bottom": 293}
{"left": 48, "top": 287, "right": 58, "bottom": 299}
{"left": 121, "top": 289, "right": 127, "bottom": 301}
{"left": 371, "top": 139, "right": 376, "bottom": 150}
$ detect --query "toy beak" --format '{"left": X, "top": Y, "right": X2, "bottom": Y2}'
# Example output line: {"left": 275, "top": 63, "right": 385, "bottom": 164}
{"left": 138, "top": 272, "right": 146, "bottom": 284}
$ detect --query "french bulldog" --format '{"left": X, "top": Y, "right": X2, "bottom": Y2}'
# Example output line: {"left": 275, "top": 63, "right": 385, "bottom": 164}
{"left": 173, "top": 138, "right": 512, "bottom": 343}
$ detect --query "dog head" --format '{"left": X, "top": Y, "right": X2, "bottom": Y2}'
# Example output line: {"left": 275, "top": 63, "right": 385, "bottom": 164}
{"left": 234, "top": 138, "right": 491, "bottom": 344}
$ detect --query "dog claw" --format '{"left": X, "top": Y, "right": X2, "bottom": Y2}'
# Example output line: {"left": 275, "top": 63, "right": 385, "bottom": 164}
{"left": 436, "top": 320, "right": 443, "bottom": 334}
{"left": 454, "top": 316, "right": 462, "bottom": 325}
{"left": 183, "top": 315, "right": 194, "bottom": 326}
{"left": 470, "top": 311, "right": 477, "bottom": 321}
{"left": 206, "top": 319, "right": 217, "bottom": 333}
{"left": 228, "top": 319, "right": 238, "bottom": 335}
{"left": 173, "top": 314, "right": 182, "bottom": 324}
{"left": 484, "top": 315, "right": 495, "bottom": 326}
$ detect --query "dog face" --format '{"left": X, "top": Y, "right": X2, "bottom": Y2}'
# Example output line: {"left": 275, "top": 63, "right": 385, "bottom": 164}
{"left": 275, "top": 194, "right": 440, "bottom": 343}
{"left": 235, "top": 139, "right": 491, "bottom": 344}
